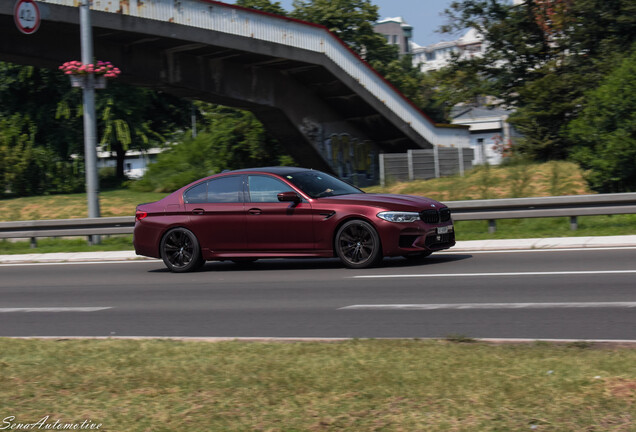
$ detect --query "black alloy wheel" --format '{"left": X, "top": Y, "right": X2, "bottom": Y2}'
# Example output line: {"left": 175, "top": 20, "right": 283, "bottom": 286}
{"left": 160, "top": 228, "right": 204, "bottom": 272}
{"left": 335, "top": 220, "right": 382, "bottom": 269}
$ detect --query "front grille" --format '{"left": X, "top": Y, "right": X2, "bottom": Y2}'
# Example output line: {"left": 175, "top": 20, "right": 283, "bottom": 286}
{"left": 420, "top": 209, "right": 439, "bottom": 223}
{"left": 420, "top": 207, "right": 451, "bottom": 224}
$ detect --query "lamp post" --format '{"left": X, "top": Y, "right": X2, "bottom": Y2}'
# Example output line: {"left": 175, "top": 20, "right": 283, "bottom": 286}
{"left": 79, "top": 0, "right": 100, "bottom": 244}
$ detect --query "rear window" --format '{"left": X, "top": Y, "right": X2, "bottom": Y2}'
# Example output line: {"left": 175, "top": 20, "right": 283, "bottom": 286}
{"left": 184, "top": 176, "right": 243, "bottom": 203}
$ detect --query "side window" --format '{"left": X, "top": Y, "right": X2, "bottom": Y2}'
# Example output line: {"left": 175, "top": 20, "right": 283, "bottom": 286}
{"left": 248, "top": 175, "right": 294, "bottom": 203}
{"left": 183, "top": 176, "right": 242, "bottom": 204}
{"left": 207, "top": 176, "right": 243, "bottom": 203}
{"left": 183, "top": 182, "right": 207, "bottom": 204}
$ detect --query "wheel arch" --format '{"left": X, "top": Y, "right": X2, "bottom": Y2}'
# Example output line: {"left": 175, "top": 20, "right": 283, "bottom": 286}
{"left": 331, "top": 216, "right": 384, "bottom": 257}
{"left": 157, "top": 225, "right": 195, "bottom": 258}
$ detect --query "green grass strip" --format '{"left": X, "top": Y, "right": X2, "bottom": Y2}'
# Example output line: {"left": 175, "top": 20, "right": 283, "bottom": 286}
{"left": 0, "top": 339, "right": 634, "bottom": 431}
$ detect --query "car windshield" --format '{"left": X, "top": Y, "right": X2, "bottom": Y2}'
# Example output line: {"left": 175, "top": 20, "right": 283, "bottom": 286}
{"left": 283, "top": 171, "right": 364, "bottom": 198}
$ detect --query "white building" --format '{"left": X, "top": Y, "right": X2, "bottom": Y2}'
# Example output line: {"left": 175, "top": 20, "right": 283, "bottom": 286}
{"left": 451, "top": 105, "right": 521, "bottom": 165}
{"left": 373, "top": 17, "right": 413, "bottom": 55}
{"left": 96, "top": 147, "right": 162, "bottom": 179}
{"left": 411, "top": 28, "right": 485, "bottom": 72}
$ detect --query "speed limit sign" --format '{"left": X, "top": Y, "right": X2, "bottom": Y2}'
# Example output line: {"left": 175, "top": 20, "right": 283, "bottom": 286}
{"left": 14, "top": 0, "right": 41, "bottom": 34}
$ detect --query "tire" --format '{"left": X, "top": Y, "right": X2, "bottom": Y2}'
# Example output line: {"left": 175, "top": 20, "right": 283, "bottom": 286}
{"left": 160, "top": 227, "right": 204, "bottom": 273}
{"left": 335, "top": 220, "right": 382, "bottom": 269}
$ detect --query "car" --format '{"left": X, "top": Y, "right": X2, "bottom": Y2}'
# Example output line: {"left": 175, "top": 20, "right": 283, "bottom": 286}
{"left": 133, "top": 167, "right": 455, "bottom": 272}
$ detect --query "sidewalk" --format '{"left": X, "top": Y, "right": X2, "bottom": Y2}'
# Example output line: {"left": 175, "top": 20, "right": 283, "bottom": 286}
{"left": 2, "top": 235, "right": 636, "bottom": 264}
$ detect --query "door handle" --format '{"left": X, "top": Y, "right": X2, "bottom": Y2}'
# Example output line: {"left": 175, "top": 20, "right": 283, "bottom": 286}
{"left": 192, "top": 208, "right": 205, "bottom": 215}
{"left": 248, "top": 208, "right": 262, "bottom": 215}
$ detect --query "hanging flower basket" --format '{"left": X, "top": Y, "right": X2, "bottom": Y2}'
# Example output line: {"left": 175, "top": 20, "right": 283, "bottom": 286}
{"left": 59, "top": 60, "right": 121, "bottom": 89}
{"left": 94, "top": 75, "right": 107, "bottom": 89}
{"left": 69, "top": 74, "right": 84, "bottom": 88}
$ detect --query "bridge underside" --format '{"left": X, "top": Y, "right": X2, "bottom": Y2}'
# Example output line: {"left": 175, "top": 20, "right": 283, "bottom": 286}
{"left": 0, "top": 2, "right": 435, "bottom": 182}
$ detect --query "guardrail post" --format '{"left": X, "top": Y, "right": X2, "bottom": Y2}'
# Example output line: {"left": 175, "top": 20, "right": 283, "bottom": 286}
{"left": 434, "top": 145, "right": 440, "bottom": 178}
{"left": 379, "top": 153, "right": 385, "bottom": 187}
{"left": 570, "top": 216, "right": 578, "bottom": 231}
{"left": 458, "top": 147, "right": 464, "bottom": 177}
{"left": 30, "top": 237, "right": 37, "bottom": 248}
{"left": 488, "top": 219, "right": 496, "bottom": 234}
{"left": 407, "top": 150, "right": 414, "bottom": 181}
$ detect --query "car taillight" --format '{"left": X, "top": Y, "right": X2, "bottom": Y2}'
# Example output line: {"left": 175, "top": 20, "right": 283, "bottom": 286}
{"left": 135, "top": 211, "right": 148, "bottom": 221}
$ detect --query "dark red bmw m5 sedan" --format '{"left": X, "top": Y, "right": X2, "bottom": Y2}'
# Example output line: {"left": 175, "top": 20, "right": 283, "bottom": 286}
{"left": 133, "top": 167, "right": 455, "bottom": 272}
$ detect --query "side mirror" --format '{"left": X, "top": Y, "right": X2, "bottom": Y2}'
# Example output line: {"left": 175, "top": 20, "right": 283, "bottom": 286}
{"left": 277, "top": 191, "right": 301, "bottom": 203}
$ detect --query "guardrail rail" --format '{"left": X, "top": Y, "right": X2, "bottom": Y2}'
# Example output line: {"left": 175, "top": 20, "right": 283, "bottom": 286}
{"left": 1, "top": 193, "right": 635, "bottom": 246}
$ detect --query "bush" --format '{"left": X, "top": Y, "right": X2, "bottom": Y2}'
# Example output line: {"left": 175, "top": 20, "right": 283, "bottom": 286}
{"left": 99, "top": 166, "right": 128, "bottom": 190}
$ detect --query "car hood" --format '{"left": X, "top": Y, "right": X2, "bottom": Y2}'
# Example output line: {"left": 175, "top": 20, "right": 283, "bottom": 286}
{"left": 317, "top": 193, "right": 445, "bottom": 210}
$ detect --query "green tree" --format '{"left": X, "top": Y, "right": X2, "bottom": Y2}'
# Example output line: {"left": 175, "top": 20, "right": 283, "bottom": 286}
{"left": 568, "top": 47, "right": 636, "bottom": 192}
{"left": 372, "top": 55, "right": 448, "bottom": 123}
{"left": 0, "top": 62, "right": 83, "bottom": 159}
{"left": 235, "top": 0, "right": 287, "bottom": 15}
{"left": 134, "top": 104, "right": 294, "bottom": 192}
{"left": 0, "top": 114, "right": 33, "bottom": 195}
{"left": 1, "top": 61, "right": 193, "bottom": 187}
{"left": 440, "top": 0, "right": 636, "bottom": 160}
{"left": 291, "top": 0, "right": 397, "bottom": 64}
{"left": 95, "top": 83, "right": 192, "bottom": 180}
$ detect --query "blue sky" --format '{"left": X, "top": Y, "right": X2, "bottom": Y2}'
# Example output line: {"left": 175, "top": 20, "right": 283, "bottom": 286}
{"left": 229, "top": 0, "right": 459, "bottom": 46}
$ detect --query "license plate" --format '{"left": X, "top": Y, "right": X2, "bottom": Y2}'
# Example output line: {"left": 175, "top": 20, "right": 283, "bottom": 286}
{"left": 437, "top": 225, "right": 453, "bottom": 234}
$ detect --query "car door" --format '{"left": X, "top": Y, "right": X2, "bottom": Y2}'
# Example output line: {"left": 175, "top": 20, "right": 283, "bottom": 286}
{"left": 245, "top": 174, "right": 314, "bottom": 251}
{"left": 184, "top": 175, "right": 246, "bottom": 252}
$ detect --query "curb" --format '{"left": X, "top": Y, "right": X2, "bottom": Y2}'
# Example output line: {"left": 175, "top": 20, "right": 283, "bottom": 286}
{"left": 2, "top": 235, "right": 636, "bottom": 264}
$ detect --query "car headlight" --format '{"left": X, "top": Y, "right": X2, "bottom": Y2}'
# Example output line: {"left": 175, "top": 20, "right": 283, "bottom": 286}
{"left": 377, "top": 211, "right": 420, "bottom": 223}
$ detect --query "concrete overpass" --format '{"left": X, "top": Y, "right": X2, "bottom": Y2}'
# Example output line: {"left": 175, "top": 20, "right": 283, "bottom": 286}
{"left": 0, "top": 0, "right": 469, "bottom": 183}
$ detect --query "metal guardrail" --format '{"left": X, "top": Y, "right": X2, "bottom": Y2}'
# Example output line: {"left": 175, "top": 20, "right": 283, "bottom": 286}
{"left": 448, "top": 193, "right": 636, "bottom": 232}
{"left": 0, "top": 193, "right": 635, "bottom": 244}
{"left": 0, "top": 216, "right": 135, "bottom": 246}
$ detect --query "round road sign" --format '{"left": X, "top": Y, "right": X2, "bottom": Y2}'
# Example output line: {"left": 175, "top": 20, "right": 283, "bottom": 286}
{"left": 14, "top": 0, "right": 41, "bottom": 35}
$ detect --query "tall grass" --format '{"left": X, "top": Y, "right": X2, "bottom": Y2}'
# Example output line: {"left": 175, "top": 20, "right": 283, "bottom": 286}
{"left": 0, "top": 339, "right": 634, "bottom": 432}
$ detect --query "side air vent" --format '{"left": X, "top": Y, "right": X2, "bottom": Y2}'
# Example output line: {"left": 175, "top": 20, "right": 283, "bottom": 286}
{"left": 439, "top": 208, "right": 451, "bottom": 222}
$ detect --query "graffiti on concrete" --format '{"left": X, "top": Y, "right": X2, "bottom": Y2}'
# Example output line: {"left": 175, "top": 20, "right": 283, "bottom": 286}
{"left": 325, "top": 133, "right": 377, "bottom": 184}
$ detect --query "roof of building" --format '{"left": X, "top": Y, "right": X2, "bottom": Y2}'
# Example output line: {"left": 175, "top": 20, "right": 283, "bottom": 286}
{"left": 375, "top": 16, "right": 412, "bottom": 28}
{"left": 451, "top": 105, "right": 513, "bottom": 120}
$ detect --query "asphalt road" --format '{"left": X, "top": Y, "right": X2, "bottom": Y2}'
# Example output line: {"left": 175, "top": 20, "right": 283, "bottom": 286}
{"left": 1, "top": 248, "right": 635, "bottom": 340}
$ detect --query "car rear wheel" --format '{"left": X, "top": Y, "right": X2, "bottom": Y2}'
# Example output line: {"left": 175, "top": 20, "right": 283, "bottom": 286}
{"left": 160, "top": 228, "right": 204, "bottom": 273}
{"left": 335, "top": 220, "right": 382, "bottom": 269}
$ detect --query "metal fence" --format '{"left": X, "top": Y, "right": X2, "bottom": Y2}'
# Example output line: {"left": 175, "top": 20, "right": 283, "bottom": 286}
{"left": 1, "top": 193, "right": 635, "bottom": 246}
{"left": 379, "top": 147, "right": 475, "bottom": 186}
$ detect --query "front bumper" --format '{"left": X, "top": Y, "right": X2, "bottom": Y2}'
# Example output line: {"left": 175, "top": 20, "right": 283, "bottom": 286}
{"left": 377, "top": 220, "right": 456, "bottom": 257}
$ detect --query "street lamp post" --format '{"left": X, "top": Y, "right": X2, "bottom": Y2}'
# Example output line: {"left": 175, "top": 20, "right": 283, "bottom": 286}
{"left": 79, "top": 0, "right": 100, "bottom": 244}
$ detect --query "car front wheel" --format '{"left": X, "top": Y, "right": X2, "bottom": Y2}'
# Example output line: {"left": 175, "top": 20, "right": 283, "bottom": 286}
{"left": 335, "top": 220, "right": 382, "bottom": 269}
{"left": 160, "top": 227, "right": 204, "bottom": 273}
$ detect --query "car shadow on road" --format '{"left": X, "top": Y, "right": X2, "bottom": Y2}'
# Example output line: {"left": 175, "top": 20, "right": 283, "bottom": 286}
{"left": 148, "top": 253, "right": 473, "bottom": 273}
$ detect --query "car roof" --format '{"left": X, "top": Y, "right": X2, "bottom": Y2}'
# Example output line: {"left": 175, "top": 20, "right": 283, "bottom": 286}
{"left": 225, "top": 166, "right": 318, "bottom": 175}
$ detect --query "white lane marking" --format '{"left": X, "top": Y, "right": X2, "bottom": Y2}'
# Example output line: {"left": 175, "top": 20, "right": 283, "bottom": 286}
{"left": 0, "top": 307, "right": 112, "bottom": 313}
{"left": 339, "top": 302, "right": 636, "bottom": 310}
{"left": 0, "top": 260, "right": 161, "bottom": 267}
{"left": 353, "top": 270, "right": 636, "bottom": 279}
{"left": 439, "top": 246, "right": 636, "bottom": 254}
